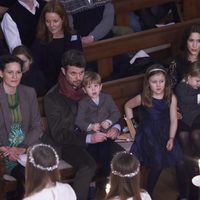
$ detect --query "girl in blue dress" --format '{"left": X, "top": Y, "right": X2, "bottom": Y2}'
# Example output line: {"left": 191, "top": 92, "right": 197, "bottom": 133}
{"left": 125, "top": 64, "right": 187, "bottom": 199}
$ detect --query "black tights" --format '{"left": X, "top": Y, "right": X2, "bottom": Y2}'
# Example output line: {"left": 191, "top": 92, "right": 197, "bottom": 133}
{"left": 179, "top": 129, "right": 200, "bottom": 157}
{"left": 191, "top": 129, "right": 200, "bottom": 156}
{"left": 147, "top": 160, "right": 187, "bottom": 199}
{"left": 178, "top": 129, "right": 200, "bottom": 199}
{"left": 147, "top": 166, "right": 162, "bottom": 197}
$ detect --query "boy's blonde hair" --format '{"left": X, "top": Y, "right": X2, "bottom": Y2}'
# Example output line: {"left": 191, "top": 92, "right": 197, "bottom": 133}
{"left": 185, "top": 61, "right": 200, "bottom": 80}
{"left": 83, "top": 71, "right": 101, "bottom": 87}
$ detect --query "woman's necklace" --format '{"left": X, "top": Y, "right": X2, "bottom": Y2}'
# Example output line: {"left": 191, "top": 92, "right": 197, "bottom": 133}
{"left": 7, "top": 91, "right": 20, "bottom": 109}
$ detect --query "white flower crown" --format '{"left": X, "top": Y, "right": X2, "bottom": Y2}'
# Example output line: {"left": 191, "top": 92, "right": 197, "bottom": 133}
{"left": 111, "top": 151, "right": 140, "bottom": 178}
{"left": 29, "top": 144, "right": 59, "bottom": 171}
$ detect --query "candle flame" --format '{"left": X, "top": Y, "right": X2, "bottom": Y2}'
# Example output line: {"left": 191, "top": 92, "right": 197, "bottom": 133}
{"left": 198, "top": 159, "right": 200, "bottom": 174}
{"left": 105, "top": 183, "right": 111, "bottom": 194}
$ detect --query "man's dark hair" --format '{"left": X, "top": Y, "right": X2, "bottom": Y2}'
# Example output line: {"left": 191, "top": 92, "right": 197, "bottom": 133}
{"left": 0, "top": 54, "right": 24, "bottom": 71}
{"left": 61, "top": 49, "right": 86, "bottom": 70}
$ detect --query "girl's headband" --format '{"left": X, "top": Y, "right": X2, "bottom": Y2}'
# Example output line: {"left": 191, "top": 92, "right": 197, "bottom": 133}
{"left": 29, "top": 144, "right": 59, "bottom": 171}
{"left": 148, "top": 68, "right": 166, "bottom": 74}
{"left": 111, "top": 151, "right": 140, "bottom": 178}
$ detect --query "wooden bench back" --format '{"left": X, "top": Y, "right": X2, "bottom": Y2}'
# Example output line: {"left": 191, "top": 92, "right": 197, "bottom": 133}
{"left": 113, "top": 0, "right": 177, "bottom": 27}
{"left": 183, "top": 0, "right": 200, "bottom": 20}
{"left": 113, "top": 0, "right": 200, "bottom": 27}
{"left": 83, "top": 18, "right": 200, "bottom": 78}
{"left": 102, "top": 74, "right": 144, "bottom": 115}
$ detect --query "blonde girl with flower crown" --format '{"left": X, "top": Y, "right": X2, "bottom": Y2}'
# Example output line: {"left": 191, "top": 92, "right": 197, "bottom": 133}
{"left": 105, "top": 151, "right": 151, "bottom": 200}
{"left": 23, "top": 144, "right": 76, "bottom": 200}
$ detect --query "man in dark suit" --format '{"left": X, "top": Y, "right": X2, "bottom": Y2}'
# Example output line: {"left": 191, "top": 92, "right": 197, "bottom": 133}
{"left": 42, "top": 49, "right": 123, "bottom": 200}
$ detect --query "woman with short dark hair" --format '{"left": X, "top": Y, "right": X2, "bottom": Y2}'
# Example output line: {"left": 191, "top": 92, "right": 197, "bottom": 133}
{"left": 0, "top": 55, "right": 43, "bottom": 199}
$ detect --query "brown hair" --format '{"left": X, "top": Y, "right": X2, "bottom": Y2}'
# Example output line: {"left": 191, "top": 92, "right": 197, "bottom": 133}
{"left": 142, "top": 64, "right": 172, "bottom": 107}
{"left": 185, "top": 61, "right": 200, "bottom": 80}
{"left": 24, "top": 145, "right": 60, "bottom": 197}
{"left": 105, "top": 151, "right": 142, "bottom": 200}
{"left": 37, "top": 0, "right": 71, "bottom": 43}
{"left": 82, "top": 71, "right": 101, "bottom": 87}
{"left": 12, "top": 45, "right": 33, "bottom": 62}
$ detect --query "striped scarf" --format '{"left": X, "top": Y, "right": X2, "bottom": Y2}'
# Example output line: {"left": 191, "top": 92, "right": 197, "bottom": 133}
{"left": 60, "top": 0, "right": 111, "bottom": 14}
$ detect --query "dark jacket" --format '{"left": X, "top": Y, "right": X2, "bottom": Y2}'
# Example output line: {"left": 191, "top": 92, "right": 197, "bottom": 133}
{"left": 31, "top": 33, "right": 82, "bottom": 90}
{"left": 75, "top": 92, "right": 121, "bottom": 131}
{"left": 21, "top": 63, "right": 47, "bottom": 97}
{"left": 175, "top": 81, "right": 200, "bottom": 127}
{"left": 42, "top": 85, "right": 87, "bottom": 153}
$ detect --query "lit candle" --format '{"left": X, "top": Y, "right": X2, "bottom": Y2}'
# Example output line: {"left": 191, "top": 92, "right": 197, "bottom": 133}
{"left": 198, "top": 159, "right": 200, "bottom": 173}
{"left": 105, "top": 182, "right": 111, "bottom": 194}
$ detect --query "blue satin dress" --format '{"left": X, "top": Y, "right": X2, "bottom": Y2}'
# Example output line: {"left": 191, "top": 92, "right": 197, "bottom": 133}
{"left": 130, "top": 97, "right": 183, "bottom": 168}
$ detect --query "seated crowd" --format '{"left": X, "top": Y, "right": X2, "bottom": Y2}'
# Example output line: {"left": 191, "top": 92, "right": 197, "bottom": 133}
{"left": 0, "top": 0, "right": 200, "bottom": 200}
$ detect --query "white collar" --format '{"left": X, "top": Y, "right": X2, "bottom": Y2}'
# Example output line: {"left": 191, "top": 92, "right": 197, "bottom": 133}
{"left": 92, "top": 97, "right": 99, "bottom": 105}
{"left": 18, "top": 0, "right": 39, "bottom": 14}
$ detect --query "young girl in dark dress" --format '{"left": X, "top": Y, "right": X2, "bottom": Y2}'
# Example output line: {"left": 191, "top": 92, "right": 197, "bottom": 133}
{"left": 125, "top": 64, "right": 187, "bottom": 199}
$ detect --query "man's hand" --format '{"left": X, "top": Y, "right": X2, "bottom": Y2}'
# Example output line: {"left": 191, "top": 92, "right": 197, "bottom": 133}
{"left": 106, "top": 127, "right": 119, "bottom": 140}
{"left": 91, "top": 132, "right": 107, "bottom": 143}
{"left": 81, "top": 36, "right": 94, "bottom": 45}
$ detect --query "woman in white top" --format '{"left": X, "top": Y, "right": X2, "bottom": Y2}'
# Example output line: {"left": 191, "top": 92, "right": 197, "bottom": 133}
{"left": 23, "top": 144, "right": 76, "bottom": 200}
{"left": 105, "top": 151, "right": 151, "bottom": 200}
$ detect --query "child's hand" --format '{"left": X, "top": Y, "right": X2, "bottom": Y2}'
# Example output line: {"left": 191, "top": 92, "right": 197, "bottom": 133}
{"left": 91, "top": 123, "right": 100, "bottom": 132}
{"left": 91, "top": 132, "right": 107, "bottom": 143}
{"left": 101, "top": 121, "right": 110, "bottom": 129}
{"left": 166, "top": 138, "right": 174, "bottom": 151}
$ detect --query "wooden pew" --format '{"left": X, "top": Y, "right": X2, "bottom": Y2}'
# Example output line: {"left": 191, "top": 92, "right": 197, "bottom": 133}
{"left": 113, "top": 0, "right": 200, "bottom": 27}
{"left": 113, "top": 0, "right": 178, "bottom": 27}
{"left": 183, "top": 0, "right": 200, "bottom": 20}
{"left": 83, "top": 18, "right": 200, "bottom": 79}
{"left": 103, "top": 74, "right": 144, "bottom": 114}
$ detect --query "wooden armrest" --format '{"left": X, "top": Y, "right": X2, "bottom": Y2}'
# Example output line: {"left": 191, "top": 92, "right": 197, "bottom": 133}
{"left": 117, "top": 133, "right": 130, "bottom": 140}
{"left": 124, "top": 116, "right": 136, "bottom": 140}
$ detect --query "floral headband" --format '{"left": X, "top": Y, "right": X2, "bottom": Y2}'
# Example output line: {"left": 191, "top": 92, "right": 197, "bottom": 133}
{"left": 111, "top": 151, "right": 140, "bottom": 178}
{"left": 29, "top": 144, "right": 59, "bottom": 171}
